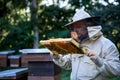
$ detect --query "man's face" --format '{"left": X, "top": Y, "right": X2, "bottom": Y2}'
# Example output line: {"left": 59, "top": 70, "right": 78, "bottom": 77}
{"left": 69, "top": 23, "right": 89, "bottom": 43}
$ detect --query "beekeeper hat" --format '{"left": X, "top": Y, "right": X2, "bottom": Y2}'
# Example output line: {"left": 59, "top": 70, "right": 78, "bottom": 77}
{"left": 65, "top": 9, "right": 100, "bottom": 28}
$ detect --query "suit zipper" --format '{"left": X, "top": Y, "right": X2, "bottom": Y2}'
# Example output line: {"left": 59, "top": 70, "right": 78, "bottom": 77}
{"left": 75, "top": 57, "right": 81, "bottom": 80}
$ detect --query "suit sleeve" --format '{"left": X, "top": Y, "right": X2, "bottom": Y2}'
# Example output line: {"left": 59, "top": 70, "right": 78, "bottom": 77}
{"left": 50, "top": 53, "right": 72, "bottom": 70}
{"left": 93, "top": 44, "right": 120, "bottom": 77}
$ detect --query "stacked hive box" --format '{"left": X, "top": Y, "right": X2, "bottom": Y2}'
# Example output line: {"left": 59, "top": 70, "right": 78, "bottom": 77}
{"left": 0, "top": 68, "right": 28, "bottom": 80}
{"left": 20, "top": 48, "right": 61, "bottom": 80}
{"left": 8, "top": 55, "right": 21, "bottom": 67}
{"left": 0, "top": 50, "right": 15, "bottom": 67}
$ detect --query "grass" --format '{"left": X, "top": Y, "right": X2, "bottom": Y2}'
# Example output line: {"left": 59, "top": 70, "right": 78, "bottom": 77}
{"left": 61, "top": 69, "right": 71, "bottom": 80}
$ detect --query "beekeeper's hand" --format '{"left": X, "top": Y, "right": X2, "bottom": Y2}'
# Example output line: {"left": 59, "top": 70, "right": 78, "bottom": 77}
{"left": 50, "top": 51, "right": 62, "bottom": 60}
{"left": 86, "top": 49, "right": 104, "bottom": 67}
{"left": 87, "top": 49, "right": 98, "bottom": 60}
{"left": 71, "top": 31, "right": 78, "bottom": 40}
{"left": 50, "top": 51, "right": 59, "bottom": 56}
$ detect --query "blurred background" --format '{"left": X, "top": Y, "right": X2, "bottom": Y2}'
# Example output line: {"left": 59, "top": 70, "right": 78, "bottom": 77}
{"left": 0, "top": 0, "right": 120, "bottom": 80}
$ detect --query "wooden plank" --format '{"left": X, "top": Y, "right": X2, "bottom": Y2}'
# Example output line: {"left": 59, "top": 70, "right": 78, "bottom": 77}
{"left": 21, "top": 54, "right": 52, "bottom": 67}
{"left": 0, "top": 54, "right": 8, "bottom": 67}
{"left": 28, "top": 76, "right": 54, "bottom": 80}
{"left": 28, "top": 62, "right": 54, "bottom": 76}
{"left": 28, "top": 74, "right": 61, "bottom": 80}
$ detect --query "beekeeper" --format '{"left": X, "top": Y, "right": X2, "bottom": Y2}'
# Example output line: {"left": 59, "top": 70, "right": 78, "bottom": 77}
{"left": 50, "top": 9, "right": 120, "bottom": 80}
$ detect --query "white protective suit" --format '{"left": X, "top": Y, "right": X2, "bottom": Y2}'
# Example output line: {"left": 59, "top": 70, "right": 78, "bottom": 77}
{"left": 50, "top": 9, "right": 120, "bottom": 80}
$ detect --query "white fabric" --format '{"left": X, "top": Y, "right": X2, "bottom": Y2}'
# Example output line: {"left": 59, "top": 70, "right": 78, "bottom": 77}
{"left": 87, "top": 26, "right": 102, "bottom": 38}
{"left": 72, "top": 9, "right": 90, "bottom": 22}
{"left": 51, "top": 36, "right": 120, "bottom": 80}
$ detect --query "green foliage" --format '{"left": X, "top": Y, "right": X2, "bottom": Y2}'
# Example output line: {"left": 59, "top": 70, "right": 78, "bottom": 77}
{"left": 0, "top": 20, "right": 34, "bottom": 51}
{"left": 0, "top": 0, "right": 120, "bottom": 52}
{"left": 68, "top": 0, "right": 81, "bottom": 8}
{"left": 0, "top": 0, "right": 34, "bottom": 51}
{"left": 38, "top": 5, "right": 74, "bottom": 40}
{"left": 93, "top": 4, "right": 120, "bottom": 51}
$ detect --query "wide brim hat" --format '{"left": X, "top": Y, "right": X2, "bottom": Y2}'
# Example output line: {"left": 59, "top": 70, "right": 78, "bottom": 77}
{"left": 65, "top": 9, "right": 101, "bottom": 28}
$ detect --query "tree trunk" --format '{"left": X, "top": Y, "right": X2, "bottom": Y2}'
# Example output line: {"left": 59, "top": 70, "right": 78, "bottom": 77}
{"left": 30, "top": 0, "right": 39, "bottom": 48}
